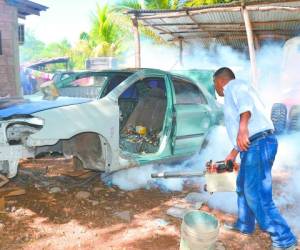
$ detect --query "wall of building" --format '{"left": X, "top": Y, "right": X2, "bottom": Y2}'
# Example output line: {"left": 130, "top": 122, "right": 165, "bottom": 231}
{"left": 0, "top": 0, "right": 20, "bottom": 97}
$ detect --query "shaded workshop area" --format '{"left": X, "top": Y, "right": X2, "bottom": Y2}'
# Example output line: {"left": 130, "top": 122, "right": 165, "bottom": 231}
{"left": 0, "top": 0, "right": 300, "bottom": 250}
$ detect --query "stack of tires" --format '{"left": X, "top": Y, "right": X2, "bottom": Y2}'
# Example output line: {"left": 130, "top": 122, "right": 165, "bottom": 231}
{"left": 271, "top": 103, "right": 300, "bottom": 134}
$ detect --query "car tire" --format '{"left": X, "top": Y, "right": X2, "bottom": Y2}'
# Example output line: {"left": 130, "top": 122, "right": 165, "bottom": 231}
{"left": 288, "top": 105, "right": 300, "bottom": 132}
{"left": 271, "top": 103, "right": 287, "bottom": 134}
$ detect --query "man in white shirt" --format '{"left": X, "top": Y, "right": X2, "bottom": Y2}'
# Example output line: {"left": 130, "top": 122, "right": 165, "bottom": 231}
{"left": 213, "top": 67, "right": 297, "bottom": 250}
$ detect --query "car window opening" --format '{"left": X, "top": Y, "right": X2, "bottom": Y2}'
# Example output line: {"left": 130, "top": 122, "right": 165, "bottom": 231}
{"left": 72, "top": 76, "right": 108, "bottom": 87}
{"left": 172, "top": 77, "right": 207, "bottom": 105}
{"left": 101, "top": 74, "right": 132, "bottom": 97}
{"left": 58, "top": 73, "right": 131, "bottom": 99}
{"left": 118, "top": 77, "right": 167, "bottom": 154}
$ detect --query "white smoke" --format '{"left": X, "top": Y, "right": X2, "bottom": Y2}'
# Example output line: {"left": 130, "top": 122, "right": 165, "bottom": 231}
{"left": 111, "top": 126, "right": 238, "bottom": 215}
{"left": 123, "top": 38, "right": 250, "bottom": 79}
{"left": 114, "top": 40, "right": 300, "bottom": 233}
{"left": 111, "top": 126, "right": 231, "bottom": 191}
{"left": 272, "top": 133, "right": 300, "bottom": 234}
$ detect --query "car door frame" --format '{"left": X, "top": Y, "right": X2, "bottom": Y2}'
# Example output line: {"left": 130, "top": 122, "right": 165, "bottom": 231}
{"left": 106, "top": 69, "right": 175, "bottom": 164}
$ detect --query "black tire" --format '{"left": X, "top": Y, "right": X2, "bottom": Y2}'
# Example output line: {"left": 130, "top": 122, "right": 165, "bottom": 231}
{"left": 288, "top": 105, "right": 300, "bottom": 132}
{"left": 271, "top": 103, "right": 287, "bottom": 134}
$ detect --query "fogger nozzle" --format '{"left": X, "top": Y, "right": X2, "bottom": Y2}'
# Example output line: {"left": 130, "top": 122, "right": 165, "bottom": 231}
{"left": 151, "top": 171, "right": 206, "bottom": 179}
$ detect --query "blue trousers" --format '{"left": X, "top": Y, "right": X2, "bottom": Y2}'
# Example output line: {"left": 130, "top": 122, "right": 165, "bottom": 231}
{"left": 235, "top": 134, "right": 297, "bottom": 248}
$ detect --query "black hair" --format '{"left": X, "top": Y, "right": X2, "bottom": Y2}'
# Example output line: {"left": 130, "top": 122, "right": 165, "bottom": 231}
{"left": 213, "top": 67, "right": 235, "bottom": 80}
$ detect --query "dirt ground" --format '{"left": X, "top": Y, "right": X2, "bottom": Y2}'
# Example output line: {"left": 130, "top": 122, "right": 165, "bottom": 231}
{"left": 0, "top": 158, "right": 298, "bottom": 250}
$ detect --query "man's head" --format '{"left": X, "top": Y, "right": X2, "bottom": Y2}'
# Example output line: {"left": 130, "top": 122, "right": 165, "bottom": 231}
{"left": 213, "top": 67, "right": 235, "bottom": 96}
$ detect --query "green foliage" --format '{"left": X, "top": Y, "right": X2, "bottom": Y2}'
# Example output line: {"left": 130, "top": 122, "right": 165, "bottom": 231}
{"left": 117, "top": 0, "right": 181, "bottom": 10}
{"left": 89, "top": 4, "right": 126, "bottom": 56}
{"left": 144, "top": 0, "right": 180, "bottom": 9}
{"left": 40, "top": 39, "right": 72, "bottom": 59}
{"left": 20, "top": 31, "right": 72, "bottom": 65}
{"left": 19, "top": 31, "right": 45, "bottom": 63}
{"left": 184, "top": 0, "right": 234, "bottom": 7}
{"left": 115, "top": 0, "right": 142, "bottom": 10}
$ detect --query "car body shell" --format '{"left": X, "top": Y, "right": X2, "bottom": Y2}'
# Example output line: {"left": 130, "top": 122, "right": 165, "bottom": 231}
{"left": 0, "top": 68, "right": 222, "bottom": 178}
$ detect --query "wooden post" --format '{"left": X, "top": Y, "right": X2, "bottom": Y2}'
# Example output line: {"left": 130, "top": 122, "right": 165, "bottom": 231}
{"left": 241, "top": 6, "right": 258, "bottom": 88}
{"left": 179, "top": 36, "right": 183, "bottom": 67}
{"left": 131, "top": 15, "right": 141, "bottom": 68}
{"left": 254, "top": 35, "right": 260, "bottom": 50}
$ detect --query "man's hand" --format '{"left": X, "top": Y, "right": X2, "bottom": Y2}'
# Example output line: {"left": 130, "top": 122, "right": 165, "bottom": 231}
{"left": 237, "top": 127, "right": 250, "bottom": 151}
{"left": 237, "top": 111, "right": 251, "bottom": 151}
{"left": 225, "top": 148, "right": 239, "bottom": 163}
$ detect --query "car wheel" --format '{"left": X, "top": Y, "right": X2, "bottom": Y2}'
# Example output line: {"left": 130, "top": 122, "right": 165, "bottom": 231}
{"left": 288, "top": 105, "right": 300, "bottom": 132}
{"left": 271, "top": 103, "right": 287, "bottom": 134}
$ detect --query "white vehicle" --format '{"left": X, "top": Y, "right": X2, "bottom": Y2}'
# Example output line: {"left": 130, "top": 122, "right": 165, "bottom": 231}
{"left": 0, "top": 69, "right": 222, "bottom": 178}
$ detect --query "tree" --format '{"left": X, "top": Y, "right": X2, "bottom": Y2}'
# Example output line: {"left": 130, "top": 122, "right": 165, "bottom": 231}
{"left": 19, "top": 31, "right": 46, "bottom": 63}
{"left": 113, "top": 1, "right": 167, "bottom": 44}
{"left": 68, "top": 4, "right": 129, "bottom": 69}
{"left": 184, "top": 0, "right": 234, "bottom": 7}
{"left": 143, "top": 0, "right": 181, "bottom": 9}
{"left": 89, "top": 4, "right": 127, "bottom": 57}
{"left": 20, "top": 31, "right": 72, "bottom": 66}
{"left": 41, "top": 39, "right": 72, "bottom": 59}
{"left": 70, "top": 33, "right": 93, "bottom": 69}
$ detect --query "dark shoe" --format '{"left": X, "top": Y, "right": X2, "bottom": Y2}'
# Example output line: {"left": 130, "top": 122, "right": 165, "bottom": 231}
{"left": 270, "top": 243, "right": 297, "bottom": 250}
{"left": 223, "top": 222, "right": 253, "bottom": 235}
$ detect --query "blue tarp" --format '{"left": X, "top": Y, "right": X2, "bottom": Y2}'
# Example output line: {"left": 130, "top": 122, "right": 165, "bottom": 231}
{"left": 0, "top": 97, "right": 92, "bottom": 119}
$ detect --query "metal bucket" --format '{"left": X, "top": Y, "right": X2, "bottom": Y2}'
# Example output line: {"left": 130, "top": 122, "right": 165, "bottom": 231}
{"left": 180, "top": 210, "right": 220, "bottom": 250}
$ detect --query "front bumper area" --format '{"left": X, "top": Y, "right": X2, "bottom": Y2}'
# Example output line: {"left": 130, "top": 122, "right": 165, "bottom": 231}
{"left": 0, "top": 145, "right": 34, "bottom": 178}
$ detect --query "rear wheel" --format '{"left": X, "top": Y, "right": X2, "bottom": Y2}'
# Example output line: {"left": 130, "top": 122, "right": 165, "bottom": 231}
{"left": 288, "top": 105, "right": 300, "bottom": 132}
{"left": 271, "top": 103, "right": 287, "bottom": 134}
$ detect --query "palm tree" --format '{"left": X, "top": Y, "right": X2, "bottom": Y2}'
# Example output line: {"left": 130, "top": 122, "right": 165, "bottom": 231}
{"left": 69, "top": 5, "right": 128, "bottom": 69}
{"left": 116, "top": 0, "right": 143, "bottom": 10}
{"left": 89, "top": 4, "right": 127, "bottom": 57}
{"left": 70, "top": 33, "right": 93, "bottom": 69}
{"left": 113, "top": 0, "right": 179, "bottom": 44}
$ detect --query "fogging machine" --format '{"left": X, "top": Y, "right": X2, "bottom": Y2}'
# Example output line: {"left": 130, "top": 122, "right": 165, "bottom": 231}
{"left": 151, "top": 160, "right": 239, "bottom": 193}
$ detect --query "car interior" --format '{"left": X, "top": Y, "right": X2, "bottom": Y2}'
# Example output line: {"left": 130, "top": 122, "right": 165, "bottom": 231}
{"left": 118, "top": 77, "right": 167, "bottom": 154}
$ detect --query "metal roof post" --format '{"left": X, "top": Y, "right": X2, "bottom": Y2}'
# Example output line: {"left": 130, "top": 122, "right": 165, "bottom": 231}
{"left": 131, "top": 14, "right": 141, "bottom": 68}
{"left": 241, "top": 4, "right": 258, "bottom": 88}
{"left": 178, "top": 36, "right": 184, "bottom": 67}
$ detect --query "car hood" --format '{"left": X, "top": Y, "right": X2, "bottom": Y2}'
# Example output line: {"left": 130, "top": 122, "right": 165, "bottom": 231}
{"left": 0, "top": 97, "right": 92, "bottom": 119}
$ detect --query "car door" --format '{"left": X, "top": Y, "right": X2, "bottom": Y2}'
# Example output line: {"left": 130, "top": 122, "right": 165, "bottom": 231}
{"left": 170, "top": 76, "right": 212, "bottom": 155}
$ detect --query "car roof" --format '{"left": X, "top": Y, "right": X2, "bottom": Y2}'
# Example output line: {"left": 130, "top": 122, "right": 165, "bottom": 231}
{"left": 69, "top": 68, "right": 142, "bottom": 75}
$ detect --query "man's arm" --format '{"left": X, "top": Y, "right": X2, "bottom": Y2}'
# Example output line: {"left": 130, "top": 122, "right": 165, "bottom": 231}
{"left": 225, "top": 148, "right": 239, "bottom": 163}
{"left": 225, "top": 111, "right": 251, "bottom": 162}
{"left": 237, "top": 111, "right": 251, "bottom": 151}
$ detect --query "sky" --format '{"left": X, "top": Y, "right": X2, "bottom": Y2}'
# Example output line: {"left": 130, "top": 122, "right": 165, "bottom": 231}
{"left": 21, "top": 0, "right": 117, "bottom": 45}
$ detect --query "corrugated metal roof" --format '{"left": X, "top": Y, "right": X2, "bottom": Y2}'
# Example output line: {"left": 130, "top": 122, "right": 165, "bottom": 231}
{"left": 6, "top": 0, "right": 48, "bottom": 19}
{"left": 127, "top": 0, "right": 300, "bottom": 50}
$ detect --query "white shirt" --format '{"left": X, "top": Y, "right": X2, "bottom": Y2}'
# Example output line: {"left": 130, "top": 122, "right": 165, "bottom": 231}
{"left": 223, "top": 79, "right": 274, "bottom": 150}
